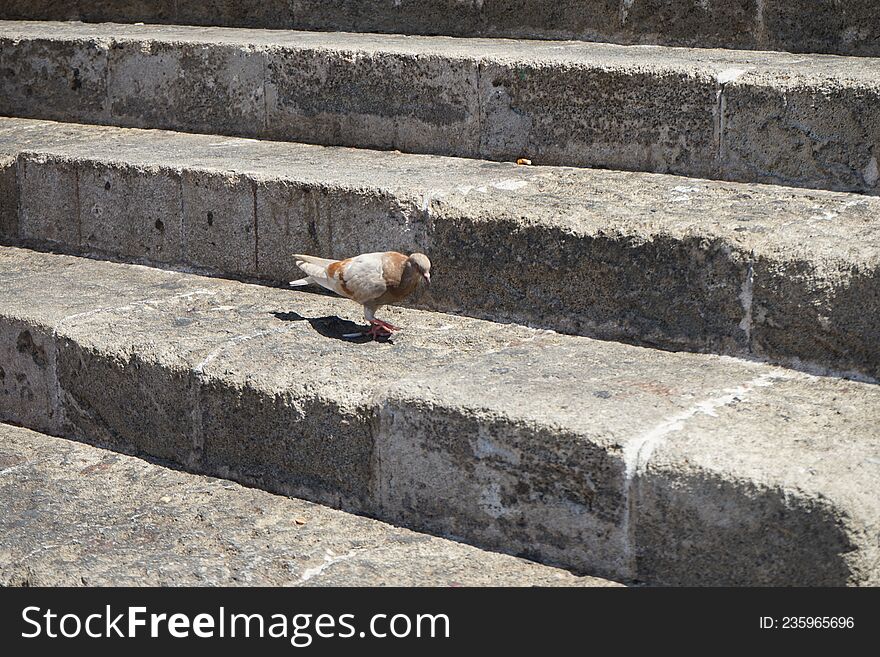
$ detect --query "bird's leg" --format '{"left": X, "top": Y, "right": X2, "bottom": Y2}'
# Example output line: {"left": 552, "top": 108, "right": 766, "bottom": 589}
{"left": 360, "top": 307, "right": 399, "bottom": 337}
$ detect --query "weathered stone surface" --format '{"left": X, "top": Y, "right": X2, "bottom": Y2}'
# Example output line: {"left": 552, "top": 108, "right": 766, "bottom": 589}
{"left": 761, "top": 0, "right": 880, "bottom": 57}
{"left": 79, "top": 160, "right": 182, "bottom": 263}
{"left": 0, "top": 246, "right": 536, "bottom": 513}
{"left": 478, "top": 60, "right": 717, "bottom": 178}
{"left": 750, "top": 252, "right": 880, "bottom": 380}
{"left": 0, "top": 247, "right": 210, "bottom": 437}
{"left": 635, "top": 375, "right": 880, "bottom": 586}
{"left": 0, "top": 32, "right": 110, "bottom": 124}
{"left": 253, "top": 181, "right": 325, "bottom": 283}
{"left": 107, "top": 37, "right": 265, "bottom": 137}
{"left": 0, "top": 423, "right": 615, "bottom": 586}
{"left": 0, "top": 1, "right": 79, "bottom": 22}
{"left": 264, "top": 46, "right": 482, "bottom": 157}
{"left": 0, "top": 119, "right": 878, "bottom": 378}
{"left": 720, "top": 69, "right": 880, "bottom": 193}
{"left": 81, "top": 0, "right": 176, "bottom": 24}
{"left": 17, "top": 153, "right": 79, "bottom": 245}
{"left": 291, "top": 0, "right": 624, "bottom": 45}
{"left": 58, "top": 340, "right": 197, "bottom": 464}
{"left": 0, "top": 246, "right": 878, "bottom": 584}
{"left": 0, "top": 117, "right": 128, "bottom": 152}
{"left": 0, "top": 320, "right": 57, "bottom": 434}
{"left": 182, "top": 169, "right": 257, "bottom": 276}
{"left": 373, "top": 341, "right": 708, "bottom": 579}
{"left": 255, "top": 181, "right": 428, "bottom": 284}
{"left": 0, "top": 155, "right": 16, "bottom": 241}
{"left": 0, "top": 22, "right": 878, "bottom": 192}
{"left": 617, "top": 0, "right": 758, "bottom": 50}
{"left": 175, "top": 1, "right": 283, "bottom": 30}
{"left": 1, "top": 1, "right": 877, "bottom": 57}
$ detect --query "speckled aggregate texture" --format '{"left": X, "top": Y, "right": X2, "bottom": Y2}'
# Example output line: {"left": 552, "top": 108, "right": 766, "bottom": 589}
{"left": 0, "top": 4, "right": 878, "bottom": 591}
{"left": 0, "top": 247, "right": 878, "bottom": 585}
{"left": 0, "top": 1, "right": 877, "bottom": 56}
{"left": 0, "top": 22, "right": 878, "bottom": 193}
{"left": 0, "top": 118, "right": 877, "bottom": 379}
{"left": 0, "top": 423, "right": 617, "bottom": 586}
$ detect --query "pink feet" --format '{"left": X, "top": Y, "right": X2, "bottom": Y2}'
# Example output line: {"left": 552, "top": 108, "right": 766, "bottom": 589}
{"left": 343, "top": 319, "right": 401, "bottom": 340}
{"left": 366, "top": 319, "right": 400, "bottom": 339}
{"left": 372, "top": 319, "right": 400, "bottom": 332}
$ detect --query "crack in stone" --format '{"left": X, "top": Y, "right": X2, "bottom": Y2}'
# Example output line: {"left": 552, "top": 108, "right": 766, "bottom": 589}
{"left": 713, "top": 68, "right": 748, "bottom": 176}
{"left": 475, "top": 58, "right": 485, "bottom": 158}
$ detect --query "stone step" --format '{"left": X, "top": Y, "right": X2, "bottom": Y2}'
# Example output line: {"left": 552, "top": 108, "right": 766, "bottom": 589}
{"left": 0, "top": 21, "right": 878, "bottom": 194}
{"left": 0, "top": 422, "right": 617, "bottom": 586}
{"left": 1, "top": 118, "right": 878, "bottom": 380}
{"left": 1, "top": 1, "right": 877, "bottom": 58}
{"left": 1, "top": 245, "right": 878, "bottom": 585}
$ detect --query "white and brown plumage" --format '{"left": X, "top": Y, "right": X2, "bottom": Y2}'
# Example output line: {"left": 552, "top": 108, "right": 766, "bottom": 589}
{"left": 290, "top": 251, "right": 431, "bottom": 339}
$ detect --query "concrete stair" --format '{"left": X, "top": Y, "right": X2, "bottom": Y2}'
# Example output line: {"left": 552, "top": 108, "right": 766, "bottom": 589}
{"left": 1, "top": 118, "right": 878, "bottom": 380}
{"left": 0, "top": 4, "right": 878, "bottom": 588}
{"left": 0, "top": 21, "right": 878, "bottom": 194}
{"left": 0, "top": 246, "right": 878, "bottom": 585}
{"left": 0, "top": 422, "right": 618, "bottom": 586}
{"left": 1, "top": 1, "right": 877, "bottom": 57}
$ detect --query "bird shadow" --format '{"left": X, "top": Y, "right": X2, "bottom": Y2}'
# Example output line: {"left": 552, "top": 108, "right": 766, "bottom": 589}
{"left": 272, "top": 311, "right": 392, "bottom": 343}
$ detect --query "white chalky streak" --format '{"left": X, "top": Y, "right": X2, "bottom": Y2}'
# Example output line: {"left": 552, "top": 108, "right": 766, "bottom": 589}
{"left": 192, "top": 327, "right": 291, "bottom": 375}
{"left": 58, "top": 289, "right": 216, "bottom": 327}
{"left": 623, "top": 371, "right": 787, "bottom": 482}
{"left": 491, "top": 179, "right": 529, "bottom": 191}
{"left": 0, "top": 463, "right": 28, "bottom": 478}
{"left": 620, "top": 370, "right": 790, "bottom": 575}
{"left": 297, "top": 550, "right": 359, "bottom": 584}
{"left": 738, "top": 263, "right": 754, "bottom": 342}
{"left": 716, "top": 68, "right": 748, "bottom": 86}
{"left": 863, "top": 156, "right": 879, "bottom": 187}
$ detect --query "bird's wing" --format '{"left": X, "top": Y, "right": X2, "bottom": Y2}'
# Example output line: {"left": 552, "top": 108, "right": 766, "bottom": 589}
{"left": 337, "top": 252, "right": 390, "bottom": 304}
{"left": 380, "top": 251, "right": 409, "bottom": 288}
{"left": 293, "top": 254, "right": 348, "bottom": 295}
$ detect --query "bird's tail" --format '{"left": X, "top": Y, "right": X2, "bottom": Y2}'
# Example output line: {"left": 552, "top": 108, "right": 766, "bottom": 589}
{"left": 293, "top": 253, "right": 337, "bottom": 280}
{"left": 289, "top": 276, "right": 313, "bottom": 287}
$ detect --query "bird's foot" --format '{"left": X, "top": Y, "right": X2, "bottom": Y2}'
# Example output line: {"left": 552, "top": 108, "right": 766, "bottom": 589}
{"left": 371, "top": 319, "right": 400, "bottom": 332}
{"left": 342, "top": 320, "right": 399, "bottom": 340}
{"left": 365, "top": 320, "right": 395, "bottom": 340}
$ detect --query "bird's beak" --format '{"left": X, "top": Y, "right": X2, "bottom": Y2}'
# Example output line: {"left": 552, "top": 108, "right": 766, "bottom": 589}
{"left": 423, "top": 272, "right": 431, "bottom": 285}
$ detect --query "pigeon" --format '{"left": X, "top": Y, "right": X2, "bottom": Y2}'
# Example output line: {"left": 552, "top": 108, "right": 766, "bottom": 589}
{"left": 290, "top": 251, "right": 431, "bottom": 339}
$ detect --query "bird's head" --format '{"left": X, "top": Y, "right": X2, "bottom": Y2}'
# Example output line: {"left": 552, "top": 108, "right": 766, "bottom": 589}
{"left": 408, "top": 252, "right": 431, "bottom": 284}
